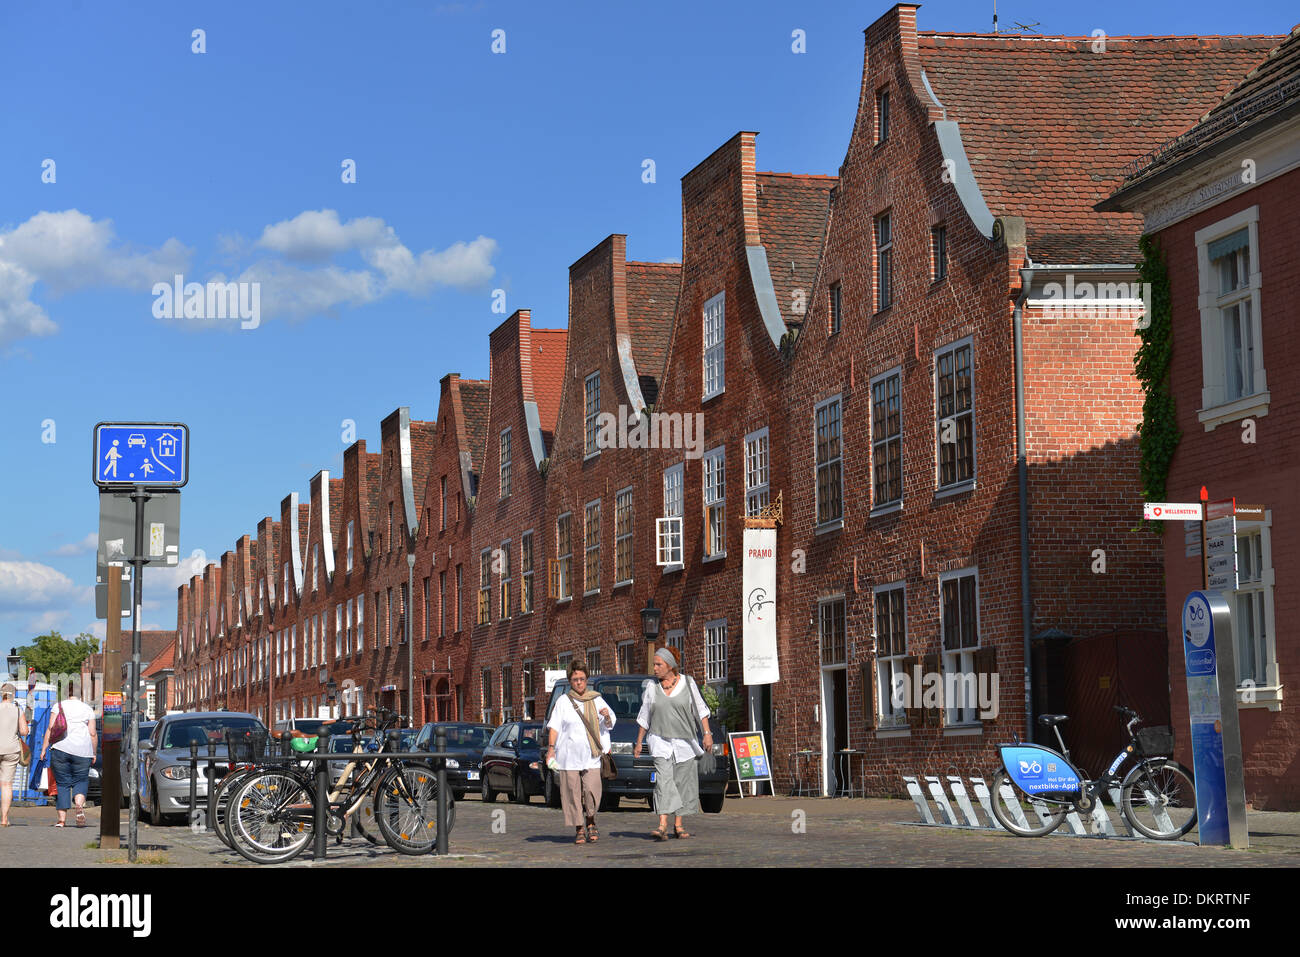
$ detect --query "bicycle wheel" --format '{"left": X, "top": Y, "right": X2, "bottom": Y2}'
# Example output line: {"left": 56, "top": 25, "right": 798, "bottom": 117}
{"left": 227, "top": 770, "right": 316, "bottom": 864}
{"left": 987, "top": 769, "right": 1067, "bottom": 837}
{"left": 212, "top": 767, "right": 257, "bottom": 848}
{"left": 375, "top": 763, "right": 447, "bottom": 855}
{"left": 1121, "top": 759, "right": 1196, "bottom": 840}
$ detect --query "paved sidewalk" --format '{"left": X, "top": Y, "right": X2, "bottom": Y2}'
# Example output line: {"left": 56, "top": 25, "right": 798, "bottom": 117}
{"left": 3, "top": 797, "right": 1298, "bottom": 867}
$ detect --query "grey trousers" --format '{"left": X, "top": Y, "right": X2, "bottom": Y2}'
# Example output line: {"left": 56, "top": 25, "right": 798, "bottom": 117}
{"left": 559, "top": 768, "right": 601, "bottom": 827}
{"left": 652, "top": 755, "right": 700, "bottom": 817}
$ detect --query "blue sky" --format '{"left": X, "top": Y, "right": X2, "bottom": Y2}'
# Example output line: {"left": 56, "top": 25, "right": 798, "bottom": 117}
{"left": 0, "top": 0, "right": 1293, "bottom": 646}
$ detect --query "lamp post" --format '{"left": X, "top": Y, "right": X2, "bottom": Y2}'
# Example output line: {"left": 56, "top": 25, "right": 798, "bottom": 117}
{"left": 406, "top": 543, "right": 416, "bottom": 729}
{"left": 641, "top": 598, "right": 662, "bottom": 673}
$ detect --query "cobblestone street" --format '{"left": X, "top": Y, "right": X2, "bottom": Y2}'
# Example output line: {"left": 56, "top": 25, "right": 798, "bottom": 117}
{"left": 5, "top": 795, "right": 1299, "bottom": 868}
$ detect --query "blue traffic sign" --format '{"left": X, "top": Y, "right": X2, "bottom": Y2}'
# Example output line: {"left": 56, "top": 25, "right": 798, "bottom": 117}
{"left": 93, "top": 422, "right": 189, "bottom": 487}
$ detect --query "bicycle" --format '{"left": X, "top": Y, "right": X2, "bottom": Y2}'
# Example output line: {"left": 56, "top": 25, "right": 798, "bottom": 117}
{"left": 988, "top": 705, "right": 1196, "bottom": 840}
{"left": 224, "top": 708, "right": 449, "bottom": 863}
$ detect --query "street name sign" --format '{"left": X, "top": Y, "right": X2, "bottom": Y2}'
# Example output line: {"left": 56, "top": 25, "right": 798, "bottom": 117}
{"left": 1205, "top": 499, "right": 1238, "bottom": 592}
{"left": 93, "top": 422, "right": 189, "bottom": 488}
{"left": 1143, "top": 502, "right": 1202, "bottom": 521}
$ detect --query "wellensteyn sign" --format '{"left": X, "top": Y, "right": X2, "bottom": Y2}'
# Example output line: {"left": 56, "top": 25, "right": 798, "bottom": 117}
{"left": 741, "top": 527, "right": 779, "bottom": 684}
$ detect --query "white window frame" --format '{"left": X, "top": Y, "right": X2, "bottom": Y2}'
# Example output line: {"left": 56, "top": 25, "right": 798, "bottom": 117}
{"left": 347, "top": 521, "right": 354, "bottom": 572}
{"left": 702, "top": 291, "right": 726, "bottom": 401}
{"left": 357, "top": 597, "right": 365, "bottom": 651}
{"left": 705, "top": 619, "right": 728, "bottom": 684}
{"left": 1194, "top": 205, "right": 1267, "bottom": 429}
{"left": 478, "top": 548, "right": 492, "bottom": 624}
{"left": 499, "top": 539, "right": 512, "bottom": 619}
{"left": 818, "top": 596, "right": 847, "bottom": 667}
{"left": 584, "top": 371, "right": 601, "bottom": 458}
{"left": 312, "top": 543, "right": 320, "bottom": 592}
{"left": 583, "top": 500, "right": 601, "bottom": 596}
{"left": 346, "top": 597, "right": 354, "bottom": 656}
{"left": 702, "top": 446, "right": 726, "bottom": 560}
{"left": 814, "top": 395, "right": 844, "bottom": 531}
{"left": 934, "top": 337, "right": 976, "bottom": 494}
{"left": 874, "top": 583, "right": 907, "bottom": 727}
{"left": 939, "top": 567, "right": 980, "bottom": 726}
{"left": 660, "top": 463, "right": 684, "bottom": 570}
{"left": 555, "top": 512, "right": 573, "bottom": 601}
{"left": 614, "top": 487, "right": 634, "bottom": 585}
{"left": 870, "top": 366, "right": 904, "bottom": 512}
{"left": 664, "top": 629, "right": 685, "bottom": 669}
{"left": 1232, "top": 510, "right": 1280, "bottom": 709}
{"left": 616, "top": 640, "right": 637, "bottom": 675}
{"left": 744, "top": 427, "right": 770, "bottom": 517}
{"left": 520, "top": 531, "right": 534, "bottom": 614}
{"left": 500, "top": 428, "right": 512, "bottom": 498}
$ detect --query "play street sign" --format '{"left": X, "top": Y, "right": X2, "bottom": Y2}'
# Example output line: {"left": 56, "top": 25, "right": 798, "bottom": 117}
{"left": 1143, "top": 502, "right": 1203, "bottom": 521}
{"left": 93, "top": 422, "right": 189, "bottom": 488}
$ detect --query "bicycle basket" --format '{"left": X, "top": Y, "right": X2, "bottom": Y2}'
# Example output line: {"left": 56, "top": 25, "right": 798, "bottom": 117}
{"left": 225, "top": 729, "right": 268, "bottom": 764}
{"left": 1135, "top": 726, "right": 1175, "bottom": 757}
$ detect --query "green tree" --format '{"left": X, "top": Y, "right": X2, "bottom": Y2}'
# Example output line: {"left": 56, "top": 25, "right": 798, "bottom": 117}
{"left": 15, "top": 631, "right": 100, "bottom": 680}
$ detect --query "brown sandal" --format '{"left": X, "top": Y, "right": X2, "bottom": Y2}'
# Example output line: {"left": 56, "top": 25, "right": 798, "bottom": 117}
{"left": 586, "top": 824, "right": 599, "bottom": 843}
{"left": 674, "top": 826, "right": 692, "bottom": 839}
{"left": 651, "top": 826, "right": 668, "bottom": 841}
{"left": 574, "top": 829, "right": 587, "bottom": 845}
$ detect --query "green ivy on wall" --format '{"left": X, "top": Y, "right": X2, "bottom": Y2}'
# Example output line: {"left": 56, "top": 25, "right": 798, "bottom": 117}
{"left": 1134, "top": 234, "right": 1180, "bottom": 525}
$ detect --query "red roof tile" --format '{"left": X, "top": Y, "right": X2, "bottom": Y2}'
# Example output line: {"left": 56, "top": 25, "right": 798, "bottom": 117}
{"left": 458, "top": 380, "right": 491, "bottom": 476}
{"left": 756, "top": 172, "right": 836, "bottom": 324}
{"left": 143, "top": 638, "right": 176, "bottom": 678}
{"left": 917, "top": 33, "right": 1282, "bottom": 261}
{"left": 625, "top": 261, "right": 680, "bottom": 405}
{"left": 530, "top": 329, "right": 568, "bottom": 447}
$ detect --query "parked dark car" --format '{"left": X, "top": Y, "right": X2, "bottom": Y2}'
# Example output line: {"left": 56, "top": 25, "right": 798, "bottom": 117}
{"left": 413, "top": 722, "right": 495, "bottom": 799}
{"left": 479, "top": 722, "right": 544, "bottom": 804}
{"left": 539, "top": 675, "right": 728, "bottom": 813}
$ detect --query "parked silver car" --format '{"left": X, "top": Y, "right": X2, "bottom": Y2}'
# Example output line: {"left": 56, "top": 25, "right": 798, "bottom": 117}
{"left": 139, "top": 712, "right": 266, "bottom": 826}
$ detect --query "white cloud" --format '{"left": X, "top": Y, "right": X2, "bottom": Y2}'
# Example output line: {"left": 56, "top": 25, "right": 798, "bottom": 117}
{"left": 28, "top": 609, "right": 68, "bottom": 632}
{"left": 236, "top": 260, "right": 378, "bottom": 321}
{"left": 52, "top": 532, "right": 98, "bottom": 556}
{"left": 0, "top": 561, "right": 80, "bottom": 609}
{"left": 0, "top": 209, "right": 190, "bottom": 295}
{"left": 363, "top": 235, "right": 497, "bottom": 293}
{"left": 0, "top": 210, "right": 190, "bottom": 348}
{"left": 257, "top": 210, "right": 393, "bottom": 262}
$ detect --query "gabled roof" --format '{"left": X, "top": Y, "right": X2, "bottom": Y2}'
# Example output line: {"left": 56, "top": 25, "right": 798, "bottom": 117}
{"left": 1105, "top": 25, "right": 1300, "bottom": 202}
{"left": 625, "top": 261, "right": 679, "bottom": 406}
{"left": 916, "top": 33, "right": 1282, "bottom": 262}
{"left": 459, "top": 380, "right": 491, "bottom": 475}
{"left": 143, "top": 638, "right": 176, "bottom": 678}
{"left": 756, "top": 172, "right": 836, "bottom": 325}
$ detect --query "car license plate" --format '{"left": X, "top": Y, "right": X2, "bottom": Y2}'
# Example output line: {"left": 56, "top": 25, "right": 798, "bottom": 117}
{"left": 467, "top": 771, "right": 479, "bottom": 780}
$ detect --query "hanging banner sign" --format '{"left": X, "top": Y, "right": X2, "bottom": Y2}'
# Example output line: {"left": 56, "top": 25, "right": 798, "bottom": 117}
{"left": 741, "top": 527, "right": 779, "bottom": 685}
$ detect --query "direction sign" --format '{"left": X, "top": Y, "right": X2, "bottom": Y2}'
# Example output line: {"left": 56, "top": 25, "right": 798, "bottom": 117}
{"left": 1205, "top": 499, "right": 1238, "bottom": 592}
{"left": 93, "top": 423, "right": 189, "bottom": 488}
{"left": 1144, "top": 502, "right": 1202, "bottom": 521}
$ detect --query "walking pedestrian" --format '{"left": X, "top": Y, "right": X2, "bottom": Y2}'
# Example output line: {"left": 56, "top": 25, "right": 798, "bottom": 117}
{"left": 0, "top": 683, "right": 31, "bottom": 827}
{"left": 40, "top": 682, "right": 97, "bottom": 827}
{"left": 633, "top": 648, "right": 713, "bottom": 840}
{"left": 544, "top": 661, "right": 615, "bottom": 844}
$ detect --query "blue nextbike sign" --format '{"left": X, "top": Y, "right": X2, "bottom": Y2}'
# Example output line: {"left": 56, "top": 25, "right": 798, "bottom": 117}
{"left": 93, "top": 422, "right": 189, "bottom": 488}
{"left": 1182, "top": 590, "right": 1233, "bottom": 845}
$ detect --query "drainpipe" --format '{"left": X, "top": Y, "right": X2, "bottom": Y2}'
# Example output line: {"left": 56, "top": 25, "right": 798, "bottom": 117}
{"left": 1014, "top": 262, "right": 1035, "bottom": 743}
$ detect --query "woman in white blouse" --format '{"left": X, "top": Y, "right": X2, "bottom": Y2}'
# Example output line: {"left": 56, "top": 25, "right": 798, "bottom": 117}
{"left": 545, "top": 661, "right": 615, "bottom": 845}
{"left": 633, "top": 648, "right": 712, "bottom": 840}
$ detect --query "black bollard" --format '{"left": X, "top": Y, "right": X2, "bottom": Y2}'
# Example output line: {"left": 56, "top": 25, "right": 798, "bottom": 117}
{"left": 188, "top": 743, "right": 198, "bottom": 826}
{"left": 314, "top": 752, "right": 329, "bottom": 860}
{"left": 435, "top": 726, "right": 448, "bottom": 855}
{"left": 206, "top": 739, "right": 217, "bottom": 831}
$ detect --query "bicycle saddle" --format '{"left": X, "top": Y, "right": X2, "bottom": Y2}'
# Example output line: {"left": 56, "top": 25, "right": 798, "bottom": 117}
{"left": 1037, "top": 714, "right": 1069, "bottom": 727}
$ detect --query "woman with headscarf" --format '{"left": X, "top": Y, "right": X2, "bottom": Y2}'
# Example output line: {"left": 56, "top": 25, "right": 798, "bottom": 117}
{"left": 0, "top": 683, "right": 31, "bottom": 827}
{"left": 40, "top": 681, "right": 97, "bottom": 827}
{"left": 544, "top": 661, "right": 615, "bottom": 844}
{"left": 633, "top": 647, "right": 713, "bottom": 840}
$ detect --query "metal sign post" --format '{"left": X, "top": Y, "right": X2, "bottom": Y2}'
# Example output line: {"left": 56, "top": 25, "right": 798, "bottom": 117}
{"left": 93, "top": 422, "right": 188, "bottom": 865}
{"left": 1181, "top": 590, "right": 1249, "bottom": 847}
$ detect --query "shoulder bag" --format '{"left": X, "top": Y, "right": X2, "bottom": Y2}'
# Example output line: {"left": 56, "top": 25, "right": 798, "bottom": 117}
{"left": 8, "top": 702, "right": 29, "bottom": 764}
{"left": 570, "top": 697, "right": 616, "bottom": 780}
{"left": 48, "top": 702, "right": 67, "bottom": 745}
{"left": 685, "top": 676, "right": 716, "bottom": 775}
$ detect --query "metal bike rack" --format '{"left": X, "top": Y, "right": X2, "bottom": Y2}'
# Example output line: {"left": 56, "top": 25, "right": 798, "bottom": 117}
{"left": 901, "top": 774, "right": 1169, "bottom": 841}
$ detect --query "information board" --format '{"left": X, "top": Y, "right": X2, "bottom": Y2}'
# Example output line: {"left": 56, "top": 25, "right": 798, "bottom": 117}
{"left": 728, "top": 730, "right": 774, "bottom": 791}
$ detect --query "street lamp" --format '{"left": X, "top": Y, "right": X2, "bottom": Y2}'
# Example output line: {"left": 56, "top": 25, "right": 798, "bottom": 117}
{"left": 641, "top": 599, "right": 662, "bottom": 672}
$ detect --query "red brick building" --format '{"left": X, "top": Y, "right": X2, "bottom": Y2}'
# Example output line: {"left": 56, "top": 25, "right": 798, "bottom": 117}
{"left": 468, "top": 311, "right": 566, "bottom": 723}
{"left": 1101, "top": 25, "right": 1300, "bottom": 808}
{"left": 778, "top": 6, "right": 1274, "bottom": 795}
{"left": 543, "top": 235, "right": 678, "bottom": 689}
